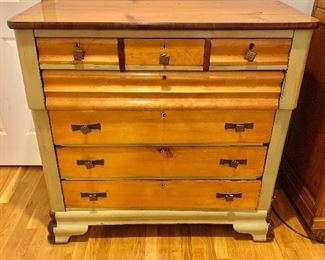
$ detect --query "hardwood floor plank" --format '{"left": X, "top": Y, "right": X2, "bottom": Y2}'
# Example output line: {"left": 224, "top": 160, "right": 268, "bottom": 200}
{"left": 0, "top": 167, "right": 324, "bottom": 260}
{"left": 210, "top": 225, "right": 229, "bottom": 259}
{"left": 0, "top": 167, "right": 24, "bottom": 203}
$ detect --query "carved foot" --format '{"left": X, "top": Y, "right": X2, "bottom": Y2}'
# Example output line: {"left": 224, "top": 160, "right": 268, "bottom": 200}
{"left": 233, "top": 218, "right": 273, "bottom": 242}
{"left": 47, "top": 211, "right": 89, "bottom": 244}
{"left": 47, "top": 211, "right": 57, "bottom": 244}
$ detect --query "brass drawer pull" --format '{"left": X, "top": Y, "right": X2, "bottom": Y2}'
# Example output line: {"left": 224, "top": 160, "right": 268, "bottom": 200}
{"left": 76, "top": 159, "right": 104, "bottom": 169}
{"left": 219, "top": 159, "right": 247, "bottom": 168}
{"left": 160, "top": 53, "right": 170, "bottom": 65}
{"left": 80, "top": 192, "right": 107, "bottom": 201}
{"left": 224, "top": 122, "right": 254, "bottom": 132}
{"left": 245, "top": 43, "right": 256, "bottom": 62}
{"left": 71, "top": 123, "right": 101, "bottom": 134}
{"left": 216, "top": 192, "right": 242, "bottom": 202}
{"left": 73, "top": 42, "right": 85, "bottom": 61}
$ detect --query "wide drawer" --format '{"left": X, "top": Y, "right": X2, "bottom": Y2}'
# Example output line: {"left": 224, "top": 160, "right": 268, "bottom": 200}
{"left": 210, "top": 38, "right": 292, "bottom": 65}
{"left": 43, "top": 70, "right": 282, "bottom": 110}
{"left": 62, "top": 180, "right": 261, "bottom": 209}
{"left": 49, "top": 110, "right": 275, "bottom": 145}
{"left": 57, "top": 146, "right": 267, "bottom": 179}
{"left": 124, "top": 39, "right": 204, "bottom": 67}
{"left": 36, "top": 38, "right": 119, "bottom": 65}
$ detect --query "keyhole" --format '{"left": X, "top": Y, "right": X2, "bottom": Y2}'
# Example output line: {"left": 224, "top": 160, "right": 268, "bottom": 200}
{"left": 249, "top": 43, "right": 255, "bottom": 50}
{"left": 163, "top": 42, "right": 167, "bottom": 49}
{"left": 161, "top": 112, "right": 167, "bottom": 119}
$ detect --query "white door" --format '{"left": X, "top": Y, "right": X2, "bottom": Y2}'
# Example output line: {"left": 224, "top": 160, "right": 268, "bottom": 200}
{"left": 0, "top": 0, "right": 41, "bottom": 165}
{"left": 279, "top": 0, "right": 314, "bottom": 14}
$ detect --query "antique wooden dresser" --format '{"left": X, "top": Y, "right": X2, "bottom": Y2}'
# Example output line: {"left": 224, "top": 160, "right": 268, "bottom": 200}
{"left": 280, "top": 0, "right": 325, "bottom": 241}
{"left": 8, "top": 0, "right": 318, "bottom": 243}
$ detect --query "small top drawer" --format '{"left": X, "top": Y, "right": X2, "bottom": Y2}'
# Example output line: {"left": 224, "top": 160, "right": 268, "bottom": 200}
{"left": 36, "top": 38, "right": 119, "bottom": 65}
{"left": 210, "top": 38, "right": 292, "bottom": 65}
{"left": 124, "top": 39, "right": 205, "bottom": 67}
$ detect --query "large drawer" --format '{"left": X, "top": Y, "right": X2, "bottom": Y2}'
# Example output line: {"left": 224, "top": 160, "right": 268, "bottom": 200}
{"left": 49, "top": 110, "right": 276, "bottom": 145}
{"left": 57, "top": 146, "right": 267, "bottom": 179}
{"left": 210, "top": 38, "right": 292, "bottom": 65}
{"left": 62, "top": 180, "right": 261, "bottom": 209}
{"left": 36, "top": 38, "right": 119, "bottom": 65}
{"left": 124, "top": 39, "right": 204, "bottom": 67}
{"left": 43, "top": 70, "right": 283, "bottom": 110}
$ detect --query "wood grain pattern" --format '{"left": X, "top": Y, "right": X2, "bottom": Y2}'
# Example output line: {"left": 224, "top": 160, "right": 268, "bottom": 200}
{"left": 45, "top": 93, "right": 280, "bottom": 110}
{"left": 56, "top": 146, "right": 267, "bottom": 179}
{"left": 124, "top": 39, "right": 204, "bottom": 66}
{"left": 315, "top": 7, "right": 325, "bottom": 25}
{"left": 43, "top": 71, "right": 282, "bottom": 110}
{"left": 33, "top": 29, "right": 295, "bottom": 38}
{"left": 36, "top": 38, "right": 118, "bottom": 65}
{"left": 2, "top": 167, "right": 325, "bottom": 259}
{"left": 7, "top": 0, "right": 318, "bottom": 30}
{"left": 49, "top": 110, "right": 276, "bottom": 145}
{"left": 210, "top": 39, "right": 292, "bottom": 65}
{"left": 62, "top": 180, "right": 261, "bottom": 209}
{"left": 43, "top": 70, "right": 284, "bottom": 94}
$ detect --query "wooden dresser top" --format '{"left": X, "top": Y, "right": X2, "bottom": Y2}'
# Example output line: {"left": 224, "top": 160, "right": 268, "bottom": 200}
{"left": 8, "top": 0, "right": 318, "bottom": 30}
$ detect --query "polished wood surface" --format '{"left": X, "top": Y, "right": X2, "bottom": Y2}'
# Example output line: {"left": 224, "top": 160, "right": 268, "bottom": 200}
{"left": 49, "top": 110, "right": 275, "bottom": 145}
{"left": 280, "top": 7, "right": 325, "bottom": 239}
{"left": 62, "top": 180, "right": 261, "bottom": 209}
{"left": 45, "top": 93, "right": 280, "bottom": 110}
{"left": 43, "top": 71, "right": 284, "bottom": 94}
{"left": 314, "top": 0, "right": 325, "bottom": 25}
{"left": 37, "top": 38, "right": 118, "bottom": 65}
{"left": 44, "top": 70, "right": 282, "bottom": 110}
{"left": 210, "top": 39, "right": 291, "bottom": 65}
{"left": 124, "top": 39, "right": 204, "bottom": 66}
{"left": 7, "top": 0, "right": 318, "bottom": 30}
{"left": 57, "top": 146, "right": 267, "bottom": 179}
{"left": 2, "top": 167, "right": 325, "bottom": 260}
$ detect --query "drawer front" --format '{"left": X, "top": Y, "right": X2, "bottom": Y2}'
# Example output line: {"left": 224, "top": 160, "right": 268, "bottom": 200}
{"left": 210, "top": 39, "right": 292, "bottom": 65}
{"left": 124, "top": 39, "right": 204, "bottom": 66}
{"left": 36, "top": 38, "right": 119, "bottom": 65}
{"left": 57, "top": 146, "right": 267, "bottom": 178}
{"left": 62, "top": 180, "right": 261, "bottom": 209}
{"left": 43, "top": 70, "right": 284, "bottom": 94}
{"left": 43, "top": 70, "right": 282, "bottom": 110}
{"left": 49, "top": 110, "right": 275, "bottom": 145}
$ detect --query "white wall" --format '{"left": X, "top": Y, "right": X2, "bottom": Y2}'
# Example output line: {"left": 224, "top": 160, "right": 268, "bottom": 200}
{"left": 279, "top": 0, "right": 315, "bottom": 15}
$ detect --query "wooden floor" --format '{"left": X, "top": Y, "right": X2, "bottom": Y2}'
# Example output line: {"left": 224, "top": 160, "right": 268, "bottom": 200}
{"left": 0, "top": 167, "right": 324, "bottom": 260}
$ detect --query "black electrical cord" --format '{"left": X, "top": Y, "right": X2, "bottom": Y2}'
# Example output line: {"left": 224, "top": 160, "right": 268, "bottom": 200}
{"left": 271, "top": 205, "right": 325, "bottom": 244}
